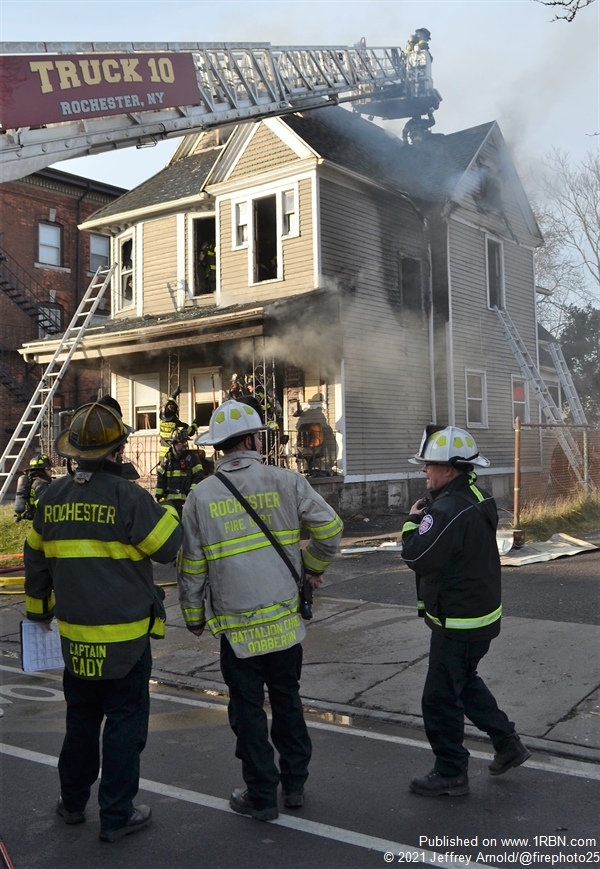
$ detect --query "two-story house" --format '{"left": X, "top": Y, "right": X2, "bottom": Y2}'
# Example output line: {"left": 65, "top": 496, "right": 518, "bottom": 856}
{"left": 19, "top": 107, "right": 544, "bottom": 514}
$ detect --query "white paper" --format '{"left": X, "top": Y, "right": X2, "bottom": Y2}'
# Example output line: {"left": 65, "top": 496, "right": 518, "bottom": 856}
{"left": 21, "top": 621, "right": 64, "bottom": 672}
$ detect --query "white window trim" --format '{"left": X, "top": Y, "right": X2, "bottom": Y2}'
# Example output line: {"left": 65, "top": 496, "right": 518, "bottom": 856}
{"left": 188, "top": 367, "right": 222, "bottom": 435}
{"left": 485, "top": 234, "right": 505, "bottom": 311}
{"left": 90, "top": 233, "right": 110, "bottom": 273}
{"left": 186, "top": 213, "right": 217, "bottom": 301}
{"left": 230, "top": 180, "right": 300, "bottom": 286}
{"left": 465, "top": 369, "right": 488, "bottom": 428}
{"left": 38, "top": 222, "right": 62, "bottom": 268}
{"left": 113, "top": 230, "right": 136, "bottom": 313}
{"left": 511, "top": 374, "right": 530, "bottom": 426}
{"left": 129, "top": 373, "right": 160, "bottom": 435}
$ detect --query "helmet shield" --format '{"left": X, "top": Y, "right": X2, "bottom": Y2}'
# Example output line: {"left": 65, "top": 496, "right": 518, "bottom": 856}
{"left": 195, "top": 399, "right": 268, "bottom": 447}
{"left": 55, "top": 402, "right": 134, "bottom": 461}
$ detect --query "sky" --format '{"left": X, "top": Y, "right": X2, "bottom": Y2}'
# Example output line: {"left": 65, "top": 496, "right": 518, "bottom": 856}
{"left": 0, "top": 0, "right": 598, "bottom": 197}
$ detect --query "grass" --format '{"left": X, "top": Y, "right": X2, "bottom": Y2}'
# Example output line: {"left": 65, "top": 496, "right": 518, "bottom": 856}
{"left": 0, "top": 505, "right": 30, "bottom": 564}
{"left": 519, "top": 492, "right": 600, "bottom": 542}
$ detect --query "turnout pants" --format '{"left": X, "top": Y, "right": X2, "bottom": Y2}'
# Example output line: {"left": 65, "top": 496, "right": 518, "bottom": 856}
{"left": 58, "top": 643, "right": 152, "bottom": 831}
{"left": 422, "top": 633, "right": 515, "bottom": 777}
{"left": 220, "top": 636, "right": 312, "bottom": 809}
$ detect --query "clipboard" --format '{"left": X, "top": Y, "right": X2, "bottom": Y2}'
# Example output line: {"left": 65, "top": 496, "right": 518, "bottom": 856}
{"left": 20, "top": 620, "right": 65, "bottom": 672}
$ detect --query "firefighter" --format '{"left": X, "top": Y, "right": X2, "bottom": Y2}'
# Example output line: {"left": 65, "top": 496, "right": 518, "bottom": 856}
{"left": 14, "top": 454, "right": 53, "bottom": 522}
{"left": 159, "top": 387, "right": 200, "bottom": 458}
{"left": 402, "top": 111, "right": 435, "bottom": 145}
{"left": 401, "top": 425, "right": 531, "bottom": 796}
{"left": 178, "top": 400, "right": 343, "bottom": 820}
{"left": 24, "top": 401, "right": 182, "bottom": 841}
{"left": 155, "top": 428, "right": 204, "bottom": 517}
{"left": 199, "top": 240, "right": 217, "bottom": 294}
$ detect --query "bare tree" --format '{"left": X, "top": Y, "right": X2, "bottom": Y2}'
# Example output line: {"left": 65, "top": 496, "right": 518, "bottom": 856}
{"left": 534, "top": 0, "right": 596, "bottom": 22}
{"left": 535, "top": 151, "right": 600, "bottom": 331}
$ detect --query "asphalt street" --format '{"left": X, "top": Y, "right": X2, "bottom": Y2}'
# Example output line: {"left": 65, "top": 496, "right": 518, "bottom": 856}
{"left": 0, "top": 663, "right": 598, "bottom": 869}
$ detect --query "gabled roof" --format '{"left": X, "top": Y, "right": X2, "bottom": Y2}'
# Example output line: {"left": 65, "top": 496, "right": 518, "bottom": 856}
{"left": 81, "top": 146, "right": 222, "bottom": 227}
{"left": 281, "top": 107, "right": 495, "bottom": 202}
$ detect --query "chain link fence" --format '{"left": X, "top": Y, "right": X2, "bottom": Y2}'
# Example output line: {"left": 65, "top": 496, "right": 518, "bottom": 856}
{"left": 515, "top": 419, "right": 600, "bottom": 510}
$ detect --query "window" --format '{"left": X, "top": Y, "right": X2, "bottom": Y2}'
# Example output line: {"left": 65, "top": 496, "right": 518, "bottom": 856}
{"left": 254, "top": 195, "right": 278, "bottom": 282}
{"left": 235, "top": 202, "right": 248, "bottom": 247}
{"left": 547, "top": 382, "right": 561, "bottom": 411}
{"left": 133, "top": 377, "right": 159, "bottom": 431}
{"left": 487, "top": 238, "right": 504, "bottom": 309}
{"left": 512, "top": 376, "right": 529, "bottom": 425}
{"left": 398, "top": 256, "right": 423, "bottom": 313}
{"left": 465, "top": 370, "right": 487, "bottom": 427}
{"left": 38, "top": 223, "right": 61, "bottom": 266}
{"left": 38, "top": 303, "right": 62, "bottom": 339}
{"left": 282, "top": 190, "right": 297, "bottom": 236}
{"left": 191, "top": 218, "right": 216, "bottom": 296}
{"left": 191, "top": 371, "right": 221, "bottom": 430}
{"left": 90, "top": 234, "right": 110, "bottom": 271}
{"left": 118, "top": 236, "right": 134, "bottom": 309}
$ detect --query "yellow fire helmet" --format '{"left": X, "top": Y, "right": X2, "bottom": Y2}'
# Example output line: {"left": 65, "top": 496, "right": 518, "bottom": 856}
{"left": 409, "top": 425, "right": 490, "bottom": 468}
{"left": 55, "top": 402, "right": 134, "bottom": 461}
{"left": 195, "top": 399, "right": 268, "bottom": 448}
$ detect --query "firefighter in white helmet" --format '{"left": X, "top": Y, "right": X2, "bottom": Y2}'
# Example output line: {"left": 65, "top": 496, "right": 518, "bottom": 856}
{"left": 178, "top": 400, "right": 343, "bottom": 820}
{"left": 402, "top": 425, "right": 530, "bottom": 796}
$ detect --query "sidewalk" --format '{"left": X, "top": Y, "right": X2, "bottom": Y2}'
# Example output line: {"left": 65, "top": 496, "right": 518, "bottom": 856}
{"left": 1, "top": 552, "right": 598, "bottom": 764}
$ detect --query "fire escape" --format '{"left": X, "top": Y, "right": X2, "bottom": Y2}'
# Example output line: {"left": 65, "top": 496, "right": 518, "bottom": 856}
{"left": 0, "top": 245, "right": 62, "bottom": 403}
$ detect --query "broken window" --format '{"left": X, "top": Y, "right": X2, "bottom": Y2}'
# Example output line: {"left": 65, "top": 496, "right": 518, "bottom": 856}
{"left": 465, "top": 370, "right": 487, "bottom": 427}
{"left": 192, "top": 371, "right": 221, "bottom": 430}
{"left": 119, "top": 237, "right": 134, "bottom": 308}
{"left": 235, "top": 202, "right": 248, "bottom": 247}
{"left": 398, "top": 256, "right": 423, "bottom": 314}
{"left": 133, "top": 376, "right": 159, "bottom": 430}
{"left": 192, "top": 217, "right": 216, "bottom": 296}
{"left": 282, "top": 190, "right": 297, "bottom": 236}
{"left": 487, "top": 239, "right": 504, "bottom": 309}
{"left": 254, "top": 195, "right": 278, "bottom": 282}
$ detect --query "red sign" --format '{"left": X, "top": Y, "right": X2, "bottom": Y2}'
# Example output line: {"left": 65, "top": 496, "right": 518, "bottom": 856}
{"left": 0, "top": 52, "right": 200, "bottom": 129}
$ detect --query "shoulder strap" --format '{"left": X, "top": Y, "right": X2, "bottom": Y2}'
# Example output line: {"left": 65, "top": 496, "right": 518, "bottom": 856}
{"left": 215, "top": 471, "right": 302, "bottom": 587}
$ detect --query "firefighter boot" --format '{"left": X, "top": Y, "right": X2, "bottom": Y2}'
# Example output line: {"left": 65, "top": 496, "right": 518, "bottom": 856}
{"left": 409, "top": 769, "right": 470, "bottom": 796}
{"left": 229, "top": 787, "right": 279, "bottom": 821}
{"left": 489, "top": 735, "right": 531, "bottom": 776}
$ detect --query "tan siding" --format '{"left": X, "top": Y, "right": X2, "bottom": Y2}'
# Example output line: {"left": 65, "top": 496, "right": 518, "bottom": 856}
{"left": 448, "top": 219, "right": 539, "bottom": 467}
{"left": 219, "top": 178, "right": 315, "bottom": 305}
{"left": 320, "top": 176, "right": 431, "bottom": 477}
{"left": 229, "top": 125, "right": 300, "bottom": 179}
{"left": 142, "top": 216, "right": 179, "bottom": 316}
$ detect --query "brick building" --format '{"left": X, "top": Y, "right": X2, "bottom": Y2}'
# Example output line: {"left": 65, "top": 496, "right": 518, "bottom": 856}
{"left": 0, "top": 167, "right": 126, "bottom": 468}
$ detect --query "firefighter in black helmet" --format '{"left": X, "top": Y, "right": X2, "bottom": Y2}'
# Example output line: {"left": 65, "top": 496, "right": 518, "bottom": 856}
{"left": 24, "top": 401, "right": 182, "bottom": 842}
{"left": 14, "top": 454, "right": 53, "bottom": 522}
{"left": 155, "top": 427, "right": 204, "bottom": 517}
{"left": 159, "top": 387, "right": 201, "bottom": 458}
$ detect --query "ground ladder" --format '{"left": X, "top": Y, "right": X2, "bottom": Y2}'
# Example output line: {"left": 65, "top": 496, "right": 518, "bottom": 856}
{"left": 545, "top": 341, "right": 588, "bottom": 425}
{"left": 493, "top": 306, "right": 595, "bottom": 491}
{"left": 0, "top": 264, "right": 116, "bottom": 503}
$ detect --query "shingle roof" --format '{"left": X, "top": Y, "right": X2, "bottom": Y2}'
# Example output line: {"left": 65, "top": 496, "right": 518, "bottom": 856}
{"left": 85, "top": 146, "right": 222, "bottom": 222}
{"left": 282, "top": 107, "right": 495, "bottom": 202}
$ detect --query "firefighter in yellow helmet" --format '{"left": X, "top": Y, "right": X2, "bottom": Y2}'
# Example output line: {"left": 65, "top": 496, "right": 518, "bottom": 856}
{"left": 24, "top": 401, "right": 182, "bottom": 842}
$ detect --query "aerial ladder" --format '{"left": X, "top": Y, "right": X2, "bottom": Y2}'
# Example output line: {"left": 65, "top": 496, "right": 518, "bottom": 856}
{"left": 0, "top": 39, "right": 441, "bottom": 181}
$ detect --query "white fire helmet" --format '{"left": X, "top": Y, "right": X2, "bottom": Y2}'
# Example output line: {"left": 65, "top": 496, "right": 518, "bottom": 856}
{"left": 409, "top": 425, "right": 490, "bottom": 468}
{"left": 194, "top": 399, "right": 268, "bottom": 448}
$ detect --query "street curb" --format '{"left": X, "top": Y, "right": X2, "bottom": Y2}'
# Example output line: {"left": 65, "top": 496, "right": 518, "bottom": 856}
{"left": 150, "top": 668, "right": 600, "bottom": 767}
